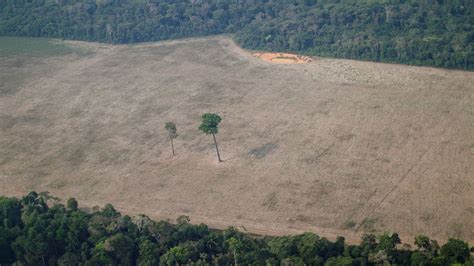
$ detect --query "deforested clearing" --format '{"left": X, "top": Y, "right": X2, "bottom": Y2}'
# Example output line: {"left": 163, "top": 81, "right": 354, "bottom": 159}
{"left": 0, "top": 36, "right": 473, "bottom": 244}
{"left": 253, "top": 52, "right": 312, "bottom": 64}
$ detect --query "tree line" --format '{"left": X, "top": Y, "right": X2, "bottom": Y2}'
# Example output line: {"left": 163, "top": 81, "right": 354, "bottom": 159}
{"left": 0, "top": 0, "right": 472, "bottom": 70}
{"left": 0, "top": 192, "right": 472, "bottom": 265}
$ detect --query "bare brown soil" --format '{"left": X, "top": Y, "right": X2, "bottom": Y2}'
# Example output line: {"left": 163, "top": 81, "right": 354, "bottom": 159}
{"left": 0, "top": 36, "right": 473, "bottom": 244}
{"left": 253, "top": 52, "right": 312, "bottom": 64}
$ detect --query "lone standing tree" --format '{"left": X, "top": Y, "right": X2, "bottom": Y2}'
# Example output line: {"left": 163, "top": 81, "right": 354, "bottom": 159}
{"left": 165, "top": 122, "right": 178, "bottom": 156}
{"left": 198, "top": 113, "right": 222, "bottom": 162}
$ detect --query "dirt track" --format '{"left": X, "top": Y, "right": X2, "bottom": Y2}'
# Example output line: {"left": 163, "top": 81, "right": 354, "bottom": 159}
{"left": 0, "top": 36, "right": 473, "bottom": 244}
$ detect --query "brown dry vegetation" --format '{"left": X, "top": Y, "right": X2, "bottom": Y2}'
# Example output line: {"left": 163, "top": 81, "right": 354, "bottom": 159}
{"left": 0, "top": 36, "right": 473, "bottom": 244}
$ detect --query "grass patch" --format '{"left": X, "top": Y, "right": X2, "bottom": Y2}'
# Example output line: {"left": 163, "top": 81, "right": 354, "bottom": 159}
{"left": 0, "top": 37, "right": 87, "bottom": 57}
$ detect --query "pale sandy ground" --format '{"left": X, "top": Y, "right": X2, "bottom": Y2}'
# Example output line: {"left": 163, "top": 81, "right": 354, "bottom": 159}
{"left": 253, "top": 52, "right": 312, "bottom": 64}
{"left": 0, "top": 36, "right": 473, "bottom": 245}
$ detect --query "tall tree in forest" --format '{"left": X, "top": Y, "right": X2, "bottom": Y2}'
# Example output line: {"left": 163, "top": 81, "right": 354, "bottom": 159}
{"left": 226, "top": 237, "right": 242, "bottom": 266}
{"left": 165, "top": 122, "right": 178, "bottom": 156}
{"left": 198, "top": 113, "right": 222, "bottom": 162}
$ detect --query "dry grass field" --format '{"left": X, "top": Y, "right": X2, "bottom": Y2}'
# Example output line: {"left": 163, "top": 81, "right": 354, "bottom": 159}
{"left": 0, "top": 36, "right": 473, "bottom": 244}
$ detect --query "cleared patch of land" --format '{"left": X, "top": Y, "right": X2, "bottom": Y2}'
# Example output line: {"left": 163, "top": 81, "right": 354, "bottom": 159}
{"left": 0, "top": 36, "right": 473, "bottom": 244}
{"left": 253, "top": 52, "right": 312, "bottom": 64}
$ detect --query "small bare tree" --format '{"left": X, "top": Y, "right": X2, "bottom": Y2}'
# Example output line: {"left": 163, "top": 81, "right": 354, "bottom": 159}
{"left": 165, "top": 122, "right": 178, "bottom": 156}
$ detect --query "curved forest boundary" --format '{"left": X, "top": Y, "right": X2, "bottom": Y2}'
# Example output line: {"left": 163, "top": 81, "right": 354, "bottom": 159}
{"left": 0, "top": 0, "right": 473, "bottom": 70}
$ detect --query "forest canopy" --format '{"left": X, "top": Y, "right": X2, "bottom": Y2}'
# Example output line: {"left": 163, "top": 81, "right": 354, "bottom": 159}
{"left": 0, "top": 192, "right": 472, "bottom": 265}
{"left": 0, "top": 0, "right": 473, "bottom": 70}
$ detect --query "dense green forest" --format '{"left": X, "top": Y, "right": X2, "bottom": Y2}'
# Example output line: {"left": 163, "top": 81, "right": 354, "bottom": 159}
{"left": 0, "top": 0, "right": 473, "bottom": 70}
{"left": 0, "top": 192, "right": 472, "bottom": 265}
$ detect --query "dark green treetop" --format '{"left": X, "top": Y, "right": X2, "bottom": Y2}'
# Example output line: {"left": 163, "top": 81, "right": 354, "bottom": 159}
{"left": 198, "top": 113, "right": 221, "bottom": 135}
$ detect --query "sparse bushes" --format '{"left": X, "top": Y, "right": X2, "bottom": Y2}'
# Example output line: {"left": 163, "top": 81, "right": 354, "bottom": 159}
{"left": 0, "top": 193, "right": 472, "bottom": 265}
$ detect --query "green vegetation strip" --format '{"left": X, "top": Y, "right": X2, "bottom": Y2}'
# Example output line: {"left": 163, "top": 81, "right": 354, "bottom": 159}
{"left": 0, "top": 1, "right": 472, "bottom": 69}
{"left": 0, "top": 192, "right": 472, "bottom": 265}
{"left": 0, "top": 37, "right": 76, "bottom": 57}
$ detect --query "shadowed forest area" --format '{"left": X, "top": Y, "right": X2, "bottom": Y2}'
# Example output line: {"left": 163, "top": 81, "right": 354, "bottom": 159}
{"left": 0, "top": 0, "right": 473, "bottom": 69}
{"left": 0, "top": 193, "right": 472, "bottom": 265}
